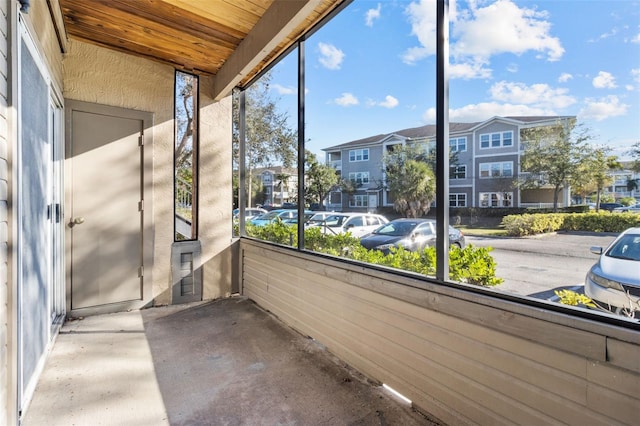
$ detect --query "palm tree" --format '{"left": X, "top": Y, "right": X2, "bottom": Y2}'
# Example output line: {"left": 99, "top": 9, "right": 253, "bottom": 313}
{"left": 275, "top": 172, "right": 290, "bottom": 204}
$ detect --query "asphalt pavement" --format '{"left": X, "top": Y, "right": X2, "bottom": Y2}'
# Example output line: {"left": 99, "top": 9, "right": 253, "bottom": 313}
{"left": 465, "top": 231, "right": 618, "bottom": 301}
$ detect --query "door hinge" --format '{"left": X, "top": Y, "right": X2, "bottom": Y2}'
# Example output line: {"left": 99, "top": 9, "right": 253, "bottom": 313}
{"left": 138, "top": 200, "right": 144, "bottom": 211}
{"left": 138, "top": 134, "right": 144, "bottom": 146}
{"left": 138, "top": 266, "right": 144, "bottom": 277}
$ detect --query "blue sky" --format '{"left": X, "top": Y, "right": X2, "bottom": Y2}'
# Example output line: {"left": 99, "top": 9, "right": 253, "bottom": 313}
{"left": 267, "top": 0, "right": 640, "bottom": 160}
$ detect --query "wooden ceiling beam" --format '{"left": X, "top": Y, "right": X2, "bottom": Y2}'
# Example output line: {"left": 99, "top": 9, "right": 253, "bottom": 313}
{"left": 212, "top": 0, "right": 322, "bottom": 100}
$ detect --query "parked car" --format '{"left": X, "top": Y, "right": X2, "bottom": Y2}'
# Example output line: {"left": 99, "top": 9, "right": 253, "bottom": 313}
{"left": 304, "top": 211, "right": 336, "bottom": 226}
{"left": 585, "top": 227, "right": 640, "bottom": 315}
{"left": 250, "top": 209, "right": 298, "bottom": 226}
{"left": 613, "top": 203, "right": 640, "bottom": 213}
{"left": 360, "top": 218, "right": 465, "bottom": 254}
{"left": 307, "top": 212, "right": 388, "bottom": 238}
{"left": 599, "top": 203, "right": 624, "bottom": 211}
{"left": 232, "top": 207, "right": 267, "bottom": 220}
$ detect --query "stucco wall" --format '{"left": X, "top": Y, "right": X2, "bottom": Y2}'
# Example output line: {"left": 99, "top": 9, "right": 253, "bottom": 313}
{"left": 63, "top": 40, "right": 233, "bottom": 305}
{"left": 22, "top": 0, "right": 63, "bottom": 88}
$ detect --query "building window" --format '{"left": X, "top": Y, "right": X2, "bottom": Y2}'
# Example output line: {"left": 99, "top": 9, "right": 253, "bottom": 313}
{"left": 349, "top": 194, "right": 368, "bottom": 207}
{"left": 480, "top": 192, "right": 513, "bottom": 207}
{"left": 503, "top": 131, "right": 513, "bottom": 146}
{"left": 330, "top": 192, "right": 342, "bottom": 204}
{"left": 480, "top": 131, "right": 514, "bottom": 149}
{"left": 349, "top": 148, "right": 369, "bottom": 162}
{"left": 449, "top": 137, "right": 467, "bottom": 152}
{"left": 450, "top": 193, "right": 467, "bottom": 207}
{"left": 349, "top": 171, "right": 370, "bottom": 184}
{"left": 480, "top": 162, "right": 513, "bottom": 178}
{"left": 450, "top": 165, "right": 466, "bottom": 180}
{"left": 175, "top": 70, "right": 199, "bottom": 241}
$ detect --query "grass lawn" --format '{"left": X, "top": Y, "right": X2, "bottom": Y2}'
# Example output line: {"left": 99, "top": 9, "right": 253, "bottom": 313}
{"left": 457, "top": 225, "right": 509, "bottom": 237}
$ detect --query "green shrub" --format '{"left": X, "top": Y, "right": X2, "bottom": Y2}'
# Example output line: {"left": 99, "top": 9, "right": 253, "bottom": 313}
{"left": 619, "top": 197, "right": 637, "bottom": 206}
{"left": 245, "top": 222, "right": 502, "bottom": 287}
{"left": 502, "top": 211, "right": 640, "bottom": 236}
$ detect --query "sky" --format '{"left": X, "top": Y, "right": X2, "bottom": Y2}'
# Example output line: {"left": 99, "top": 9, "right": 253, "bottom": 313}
{"left": 265, "top": 0, "right": 640, "bottom": 161}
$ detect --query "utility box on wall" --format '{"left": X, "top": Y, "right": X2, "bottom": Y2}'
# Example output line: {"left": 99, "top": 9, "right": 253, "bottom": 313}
{"left": 171, "top": 241, "right": 203, "bottom": 304}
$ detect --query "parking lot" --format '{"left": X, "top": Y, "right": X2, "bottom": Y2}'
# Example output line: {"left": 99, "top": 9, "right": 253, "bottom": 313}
{"left": 466, "top": 231, "right": 619, "bottom": 301}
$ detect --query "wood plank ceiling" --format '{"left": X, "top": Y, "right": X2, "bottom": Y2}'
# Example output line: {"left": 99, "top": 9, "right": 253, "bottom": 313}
{"left": 58, "top": 0, "right": 344, "bottom": 88}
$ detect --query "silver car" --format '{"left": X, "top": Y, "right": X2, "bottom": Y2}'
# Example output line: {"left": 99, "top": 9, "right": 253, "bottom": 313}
{"left": 613, "top": 203, "right": 640, "bottom": 213}
{"left": 585, "top": 227, "right": 640, "bottom": 315}
{"left": 307, "top": 212, "right": 388, "bottom": 238}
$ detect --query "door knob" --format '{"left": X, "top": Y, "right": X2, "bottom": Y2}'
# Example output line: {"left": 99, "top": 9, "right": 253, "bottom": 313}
{"left": 72, "top": 217, "right": 85, "bottom": 225}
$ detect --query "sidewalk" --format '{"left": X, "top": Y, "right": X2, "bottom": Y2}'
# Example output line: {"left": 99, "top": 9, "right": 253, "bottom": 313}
{"left": 23, "top": 297, "right": 441, "bottom": 425}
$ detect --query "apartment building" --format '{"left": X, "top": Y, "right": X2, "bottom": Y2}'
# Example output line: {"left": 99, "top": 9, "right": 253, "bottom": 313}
{"left": 605, "top": 161, "right": 640, "bottom": 201}
{"left": 323, "top": 116, "right": 575, "bottom": 211}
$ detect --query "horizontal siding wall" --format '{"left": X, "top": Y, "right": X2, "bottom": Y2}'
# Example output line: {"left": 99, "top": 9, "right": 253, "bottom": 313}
{"left": 241, "top": 240, "right": 640, "bottom": 426}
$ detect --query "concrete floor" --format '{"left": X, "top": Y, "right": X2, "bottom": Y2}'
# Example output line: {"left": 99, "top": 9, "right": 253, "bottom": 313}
{"left": 23, "top": 297, "right": 443, "bottom": 425}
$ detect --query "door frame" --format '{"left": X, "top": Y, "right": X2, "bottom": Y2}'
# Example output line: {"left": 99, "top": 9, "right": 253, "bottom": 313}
{"left": 64, "top": 100, "right": 154, "bottom": 317}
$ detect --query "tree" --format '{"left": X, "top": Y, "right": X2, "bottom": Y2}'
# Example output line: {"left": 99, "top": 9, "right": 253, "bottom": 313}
{"left": 629, "top": 141, "right": 640, "bottom": 173}
{"left": 520, "top": 119, "right": 590, "bottom": 211}
{"left": 304, "top": 151, "right": 340, "bottom": 208}
{"left": 626, "top": 141, "right": 640, "bottom": 193}
{"left": 275, "top": 173, "right": 290, "bottom": 204}
{"left": 232, "top": 72, "right": 297, "bottom": 206}
{"left": 383, "top": 144, "right": 436, "bottom": 218}
{"left": 577, "top": 146, "right": 620, "bottom": 211}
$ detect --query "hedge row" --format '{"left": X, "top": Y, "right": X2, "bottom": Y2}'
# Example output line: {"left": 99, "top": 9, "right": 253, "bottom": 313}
{"left": 246, "top": 222, "right": 502, "bottom": 287}
{"left": 502, "top": 211, "right": 640, "bottom": 236}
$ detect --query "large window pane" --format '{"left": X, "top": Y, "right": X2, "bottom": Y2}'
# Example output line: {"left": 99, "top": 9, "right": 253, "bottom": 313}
{"left": 234, "top": 48, "right": 299, "bottom": 242}
{"left": 175, "top": 71, "right": 198, "bottom": 241}
{"left": 235, "top": 0, "right": 640, "bottom": 324}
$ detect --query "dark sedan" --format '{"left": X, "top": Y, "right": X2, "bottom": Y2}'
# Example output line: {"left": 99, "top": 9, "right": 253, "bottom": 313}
{"left": 360, "top": 218, "right": 465, "bottom": 254}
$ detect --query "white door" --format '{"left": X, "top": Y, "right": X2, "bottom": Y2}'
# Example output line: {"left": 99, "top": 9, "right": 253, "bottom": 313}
{"left": 368, "top": 194, "right": 378, "bottom": 212}
{"left": 69, "top": 109, "right": 144, "bottom": 310}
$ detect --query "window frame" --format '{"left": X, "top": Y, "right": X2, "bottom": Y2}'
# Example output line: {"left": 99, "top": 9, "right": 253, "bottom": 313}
{"left": 450, "top": 164, "right": 466, "bottom": 180}
{"left": 479, "top": 192, "right": 513, "bottom": 207}
{"left": 349, "top": 148, "right": 370, "bottom": 162}
{"left": 349, "top": 171, "right": 370, "bottom": 185}
{"left": 349, "top": 194, "right": 369, "bottom": 207}
{"left": 479, "top": 131, "right": 514, "bottom": 149}
{"left": 449, "top": 137, "right": 467, "bottom": 152}
{"left": 449, "top": 193, "right": 467, "bottom": 207}
{"left": 479, "top": 161, "right": 513, "bottom": 178}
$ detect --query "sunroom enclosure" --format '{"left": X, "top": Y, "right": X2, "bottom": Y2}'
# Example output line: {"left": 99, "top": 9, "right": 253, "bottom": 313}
{"left": 234, "top": 1, "right": 640, "bottom": 424}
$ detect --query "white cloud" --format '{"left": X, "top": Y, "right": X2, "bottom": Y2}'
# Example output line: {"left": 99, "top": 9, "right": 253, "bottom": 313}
{"left": 402, "top": 0, "right": 564, "bottom": 73}
{"left": 450, "top": 60, "right": 492, "bottom": 80}
{"left": 318, "top": 42, "right": 345, "bottom": 70}
{"left": 592, "top": 71, "right": 617, "bottom": 89}
{"left": 402, "top": 0, "right": 438, "bottom": 64}
{"left": 489, "top": 81, "right": 576, "bottom": 109}
{"left": 451, "top": 0, "right": 564, "bottom": 61}
{"left": 423, "top": 102, "right": 553, "bottom": 123}
{"left": 558, "top": 72, "right": 573, "bottom": 83}
{"left": 334, "top": 93, "right": 359, "bottom": 107}
{"left": 376, "top": 95, "right": 399, "bottom": 109}
{"left": 578, "top": 95, "right": 628, "bottom": 121}
{"left": 365, "top": 3, "right": 381, "bottom": 27}
{"left": 271, "top": 84, "right": 296, "bottom": 95}
{"left": 631, "top": 33, "right": 640, "bottom": 43}
{"left": 506, "top": 63, "right": 519, "bottom": 73}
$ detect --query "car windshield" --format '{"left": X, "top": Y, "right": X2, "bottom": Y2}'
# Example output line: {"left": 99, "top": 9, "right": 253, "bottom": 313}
{"left": 606, "top": 234, "right": 640, "bottom": 261}
{"left": 259, "top": 211, "right": 281, "bottom": 220}
{"left": 373, "top": 222, "right": 417, "bottom": 236}
{"left": 322, "top": 215, "right": 348, "bottom": 227}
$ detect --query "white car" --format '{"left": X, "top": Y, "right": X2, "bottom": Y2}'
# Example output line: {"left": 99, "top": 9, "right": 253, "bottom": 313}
{"left": 613, "top": 203, "right": 640, "bottom": 213}
{"left": 232, "top": 207, "right": 267, "bottom": 220}
{"left": 585, "top": 227, "right": 640, "bottom": 315}
{"left": 308, "top": 212, "right": 388, "bottom": 238}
